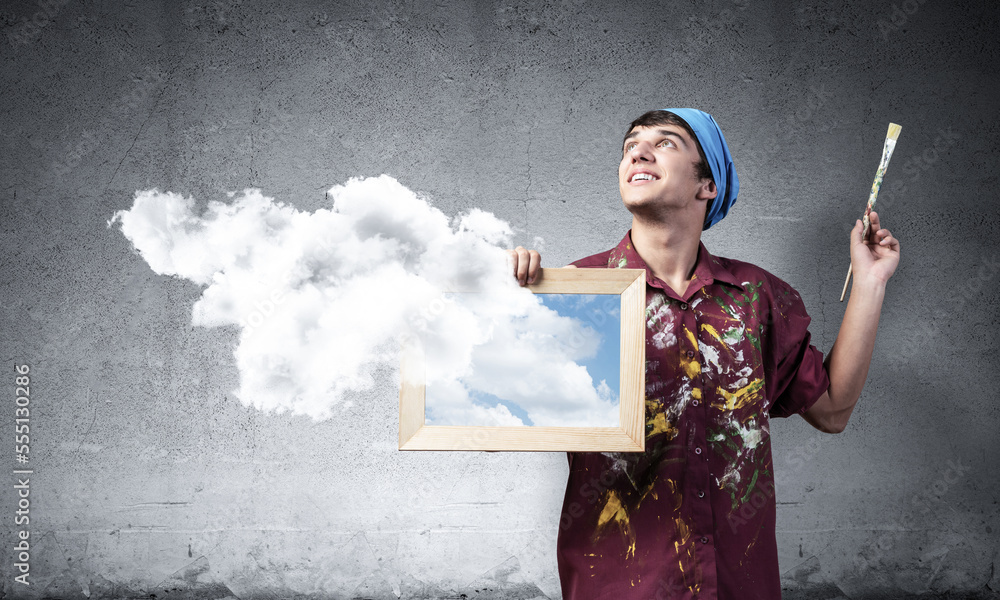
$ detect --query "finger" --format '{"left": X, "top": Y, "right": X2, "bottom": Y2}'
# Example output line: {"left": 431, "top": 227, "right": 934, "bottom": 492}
{"left": 878, "top": 229, "right": 900, "bottom": 250}
{"left": 853, "top": 219, "right": 864, "bottom": 244}
{"left": 868, "top": 211, "right": 881, "bottom": 236}
{"left": 527, "top": 250, "right": 541, "bottom": 284}
{"left": 514, "top": 246, "right": 530, "bottom": 285}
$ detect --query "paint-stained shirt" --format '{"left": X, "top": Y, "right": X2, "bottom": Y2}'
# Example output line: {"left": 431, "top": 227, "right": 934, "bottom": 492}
{"left": 557, "top": 231, "right": 830, "bottom": 600}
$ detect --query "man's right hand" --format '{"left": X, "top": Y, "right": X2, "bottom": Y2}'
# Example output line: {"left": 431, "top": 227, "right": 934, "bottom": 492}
{"left": 507, "top": 246, "right": 541, "bottom": 286}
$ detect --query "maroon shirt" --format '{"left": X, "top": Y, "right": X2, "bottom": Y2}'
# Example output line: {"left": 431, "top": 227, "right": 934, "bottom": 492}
{"left": 557, "top": 232, "right": 830, "bottom": 600}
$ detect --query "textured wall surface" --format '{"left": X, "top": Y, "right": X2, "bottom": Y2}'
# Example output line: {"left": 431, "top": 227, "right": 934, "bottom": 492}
{"left": 2, "top": 0, "right": 999, "bottom": 598}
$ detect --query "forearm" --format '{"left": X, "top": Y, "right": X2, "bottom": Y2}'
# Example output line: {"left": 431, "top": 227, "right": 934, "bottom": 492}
{"left": 802, "top": 213, "right": 898, "bottom": 434}
{"left": 825, "top": 276, "right": 887, "bottom": 413}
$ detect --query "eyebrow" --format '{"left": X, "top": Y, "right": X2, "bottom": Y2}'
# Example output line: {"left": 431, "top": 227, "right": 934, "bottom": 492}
{"left": 623, "top": 128, "right": 688, "bottom": 148}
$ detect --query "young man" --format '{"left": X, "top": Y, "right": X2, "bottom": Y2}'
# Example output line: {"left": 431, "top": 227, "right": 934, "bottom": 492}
{"left": 509, "top": 109, "right": 900, "bottom": 599}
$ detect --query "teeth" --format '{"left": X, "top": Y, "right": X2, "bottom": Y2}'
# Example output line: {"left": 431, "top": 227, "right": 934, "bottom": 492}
{"left": 632, "top": 173, "right": 654, "bottom": 182}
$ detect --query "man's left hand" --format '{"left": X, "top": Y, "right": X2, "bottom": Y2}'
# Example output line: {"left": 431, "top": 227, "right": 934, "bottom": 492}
{"left": 507, "top": 246, "right": 541, "bottom": 286}
{"left": 850, "top": 211, "right": 900, "bottom": 284}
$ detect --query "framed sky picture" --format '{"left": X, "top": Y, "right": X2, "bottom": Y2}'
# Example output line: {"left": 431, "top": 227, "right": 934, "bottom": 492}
{"left": 399, "top": 267, "right": 646, "bottom": 452}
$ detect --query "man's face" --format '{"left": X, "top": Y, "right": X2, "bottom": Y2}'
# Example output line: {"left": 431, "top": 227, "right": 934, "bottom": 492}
{"left": 618, "top": 124, "right": 715, "bottom": 219}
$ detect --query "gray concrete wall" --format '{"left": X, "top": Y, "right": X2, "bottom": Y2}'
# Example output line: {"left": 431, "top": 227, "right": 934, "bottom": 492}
{"left": 2, "top": 0, "right": 998, "bottom": 597}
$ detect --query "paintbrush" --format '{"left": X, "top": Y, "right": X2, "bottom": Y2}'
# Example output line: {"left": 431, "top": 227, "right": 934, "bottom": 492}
{"left": 839, "top": 122, "right": 902, "bottom": 302}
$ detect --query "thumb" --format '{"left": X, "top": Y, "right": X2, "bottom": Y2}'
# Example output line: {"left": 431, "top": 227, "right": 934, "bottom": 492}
{"left": 852, "top": 219, "right": 863, "bottom": 244}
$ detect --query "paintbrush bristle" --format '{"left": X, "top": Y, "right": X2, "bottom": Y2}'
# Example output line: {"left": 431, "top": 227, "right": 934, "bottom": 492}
{"left": 886, "top": 122, "right": 902, "bottom": 141}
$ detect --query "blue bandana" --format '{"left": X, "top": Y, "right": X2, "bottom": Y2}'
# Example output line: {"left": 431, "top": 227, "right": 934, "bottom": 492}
{"left": 663, "top": 108, "right": 740, "bottom": 230}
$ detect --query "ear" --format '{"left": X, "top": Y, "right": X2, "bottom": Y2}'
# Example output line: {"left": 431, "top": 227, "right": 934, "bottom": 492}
{"left": 696, "top": 179, "right": 718, "bottom": 201}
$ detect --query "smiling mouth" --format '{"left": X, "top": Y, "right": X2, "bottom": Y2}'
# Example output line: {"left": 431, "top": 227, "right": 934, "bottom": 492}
{"left": 629, "top": 173, "right": 658, "bottom": 183}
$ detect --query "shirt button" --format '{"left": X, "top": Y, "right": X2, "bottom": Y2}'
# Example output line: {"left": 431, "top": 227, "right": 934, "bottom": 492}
{"left": 698, "top": 490, "right": 705, "bottom": 498}
{"left": 685, "top": 350, "right": 695, "bottom": 358}
{"left": 695, "top": 447, "right": 702, "bottom": 455}
{"left": 692, "top": 399, "right": 700, "bottom": 407}
{"left": 700, "top": 536, "right": 709, "bottom": 544}
{"left": 680, "top": 302, "right": 689, "bottom": 310}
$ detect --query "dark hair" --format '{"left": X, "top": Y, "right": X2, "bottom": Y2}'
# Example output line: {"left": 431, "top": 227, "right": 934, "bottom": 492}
{"left": 624, "top": 110, "right": 713, "bottom": 182}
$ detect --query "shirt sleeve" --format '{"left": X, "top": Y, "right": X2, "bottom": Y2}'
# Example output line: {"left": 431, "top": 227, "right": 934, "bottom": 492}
{"left": 765, "top": 274, "right": 831, "bottom": 419}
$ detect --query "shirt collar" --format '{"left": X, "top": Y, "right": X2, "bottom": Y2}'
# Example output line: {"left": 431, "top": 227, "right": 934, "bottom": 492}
{"left": 608, "top": 230, "right": 745, "bottom": 298}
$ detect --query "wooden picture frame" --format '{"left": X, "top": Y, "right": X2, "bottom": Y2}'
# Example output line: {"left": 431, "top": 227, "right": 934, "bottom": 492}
{"left": 399, "top": 267, "right": 646, "bottom": 452}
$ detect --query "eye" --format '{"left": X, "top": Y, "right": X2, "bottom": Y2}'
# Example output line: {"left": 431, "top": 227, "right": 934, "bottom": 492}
{"left": 623, "top": 141, "right": 637, "bottom": 154}
{"left": 657, "top": 139, "right": 675, "bottom": 149}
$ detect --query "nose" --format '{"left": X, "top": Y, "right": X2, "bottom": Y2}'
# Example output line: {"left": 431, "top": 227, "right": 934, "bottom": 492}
{"left": 628, "top": 140, "right": 654, "bottom": 162}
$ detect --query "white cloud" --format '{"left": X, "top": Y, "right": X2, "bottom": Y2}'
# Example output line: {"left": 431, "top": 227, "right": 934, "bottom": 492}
{"left": 111, "top": 175, "right": 618, "bottom": 426}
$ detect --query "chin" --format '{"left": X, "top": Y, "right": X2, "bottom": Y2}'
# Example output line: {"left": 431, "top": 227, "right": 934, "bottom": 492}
{"left": 622, "top": 197, "right": 658, "bottom": 217}
{"left": 622, "top": 192, "right": 663, "bottom": 209}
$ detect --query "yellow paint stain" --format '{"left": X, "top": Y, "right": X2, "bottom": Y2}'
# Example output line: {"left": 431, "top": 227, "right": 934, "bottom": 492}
{"left": 683, "top": 326, "right": 698, "bottom": 347}
{"left": 701, "top": 322, "right": 724, "bottom": 343}
{"left": 647, "top": 410, "right": 677, "bottom": 438}
{"left": 671, "top": 516, "right": 700, "bottom": 593}
{"left": 680, "top": 326, "right": 701, "bottom": 379}
{"left": 715, "top": 378, "right": 764, "bottom": 410}
{"left": 597, "top": 490, "right": 628, "bottom": 529}
{"left": 679, "top": 353, "right": 701, "bottom": 380}
{"left": 653, "top": 478, "right": 682, "bottom": 511}
{"left": 691, "top": 387, "right": 702, "bottom": 399}
{"left": 595, "top": 490, "right": 638, "bottom": 561}
{"left": 675, "top": 517, "right": 691, "bottom": 543}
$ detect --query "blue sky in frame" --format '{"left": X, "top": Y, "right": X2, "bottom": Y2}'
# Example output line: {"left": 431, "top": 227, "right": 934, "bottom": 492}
{"left": 536, "top": 293, "right": 620, "bottom": 405}
{"left": 427, "top": 293, "right": 620, "bottom": 426}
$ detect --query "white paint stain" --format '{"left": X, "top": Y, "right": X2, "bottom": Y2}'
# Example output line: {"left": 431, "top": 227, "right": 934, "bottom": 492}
{"left": 722, "top": 323, "right": 745, "bottom": 345}
{"left": 666, "top": 379, "right": 696, "bottom": 418}
{"left": 731, "top": 365, "right": 753, "bottom": 388}
{"left": 646, "top": 302, "right": 674, "bottom": 330}
{"left": 652, "top": 330, "right": 677, "bottom": 349}
{"left": 699, "top": 341, "right": 722, "bottom": 374}
{"left": 713, "top": 413, "right": 769, "bottom": 490}
{"left": 738, "top": 418, "right": 765, "bottom": 449}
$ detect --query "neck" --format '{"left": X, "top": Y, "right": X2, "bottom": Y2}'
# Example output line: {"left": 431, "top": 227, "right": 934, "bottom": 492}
{"left": 630, "top": 212, "right": 703, "bottom": 297}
